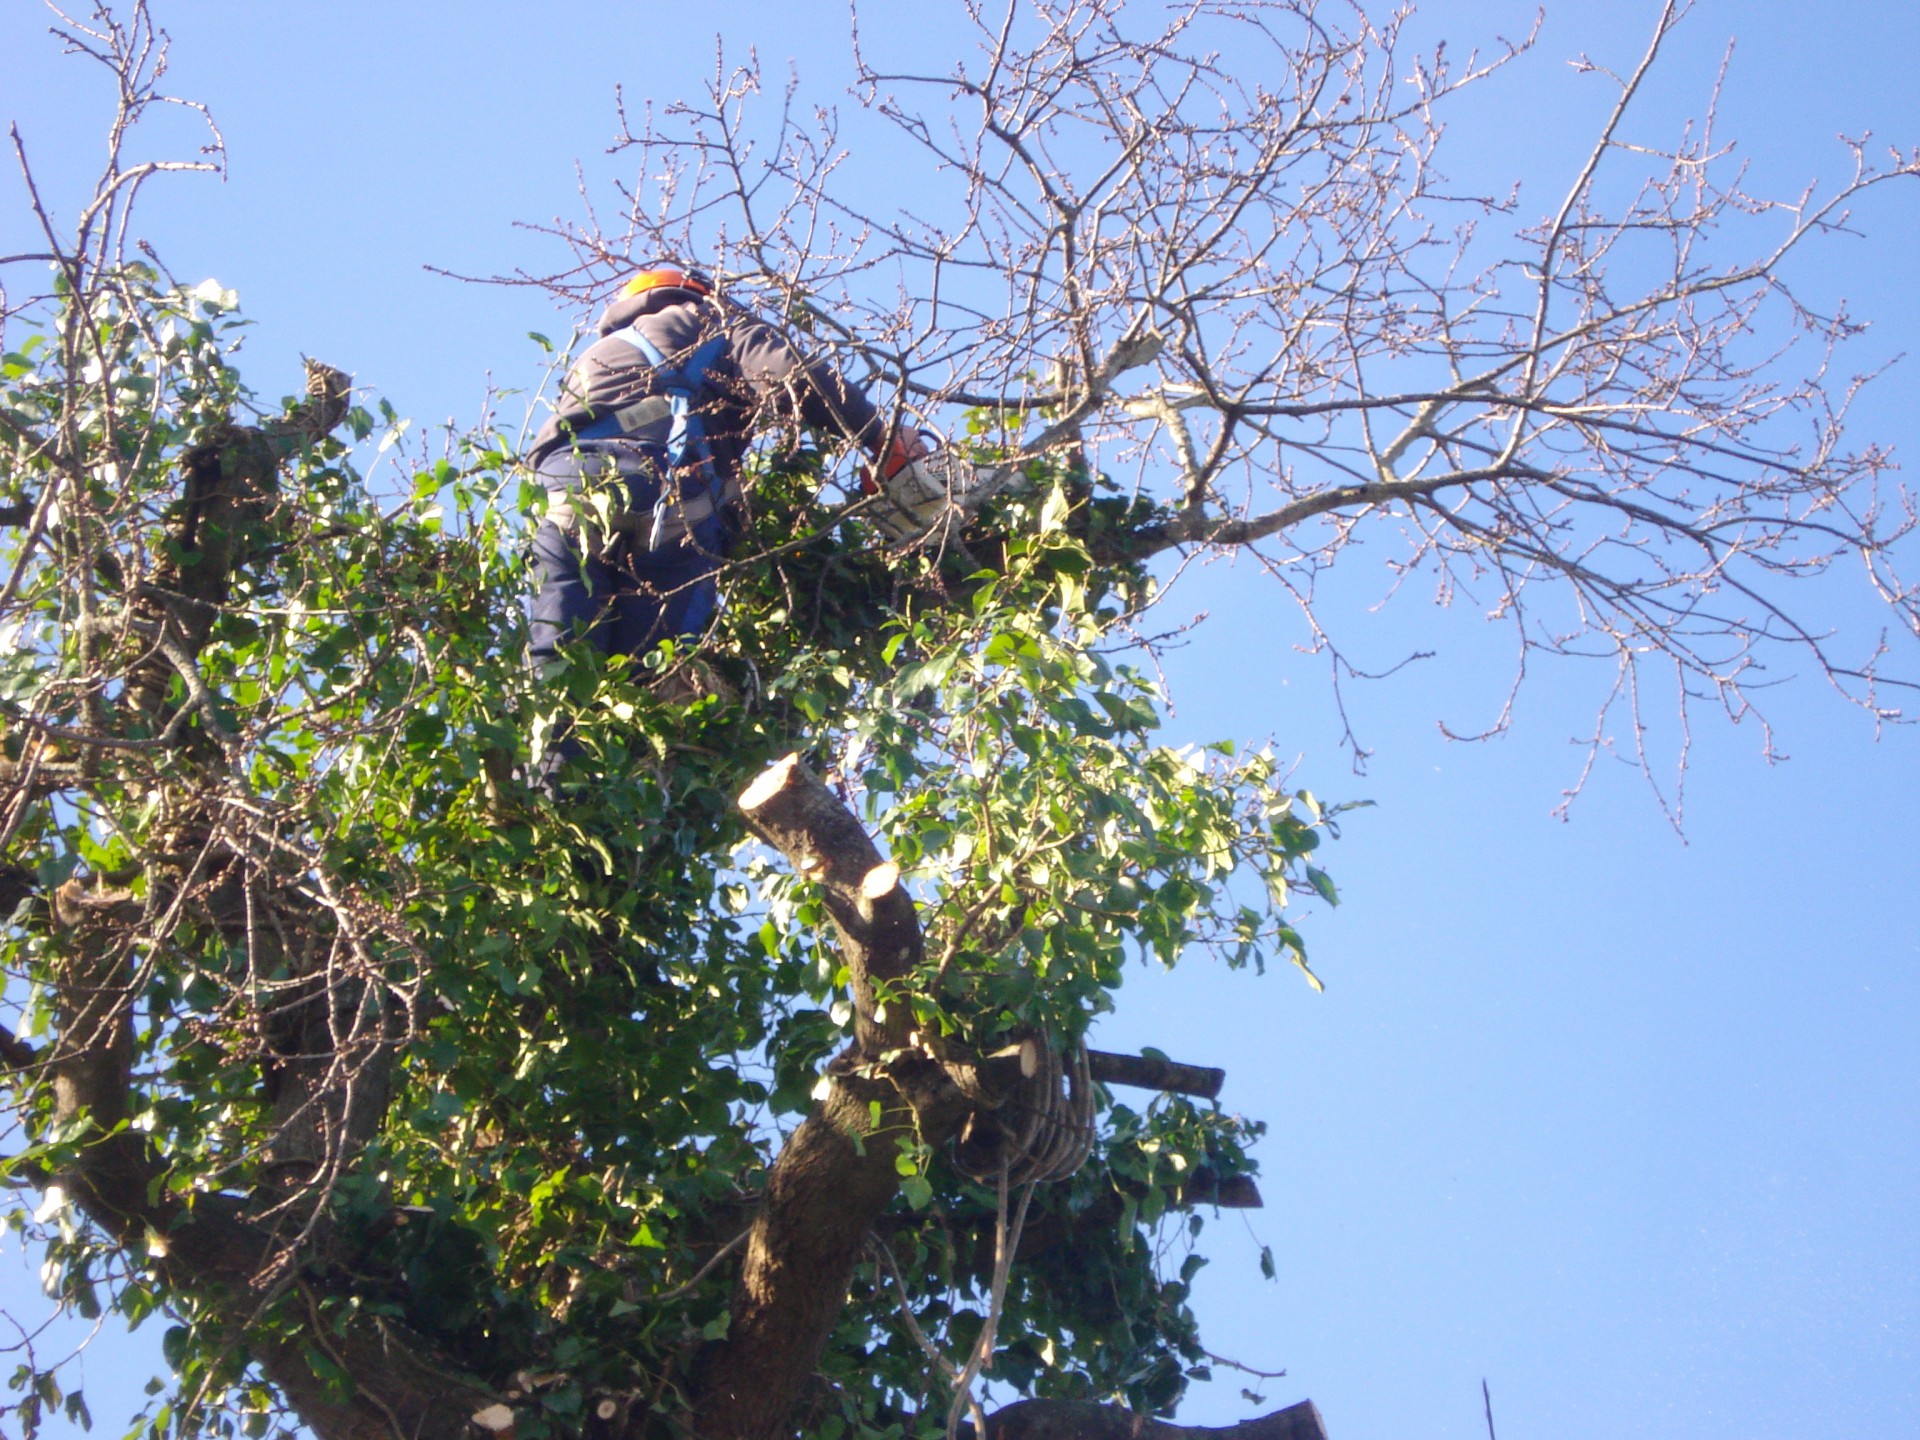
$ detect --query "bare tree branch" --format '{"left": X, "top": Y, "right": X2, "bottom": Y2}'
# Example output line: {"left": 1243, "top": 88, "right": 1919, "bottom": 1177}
{"left": 496, "top": 0, "right": 1916, "bottom": 805}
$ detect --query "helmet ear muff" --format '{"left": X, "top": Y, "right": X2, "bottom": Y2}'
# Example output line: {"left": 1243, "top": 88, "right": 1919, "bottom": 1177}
{"left": 622, "top": 264, "right": 714, "bottom": 299}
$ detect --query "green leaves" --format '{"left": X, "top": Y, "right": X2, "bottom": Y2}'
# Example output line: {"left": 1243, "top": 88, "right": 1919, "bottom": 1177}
{"left": 836, "top": 591, "right": 1339, "bottom": 1052}
{"left": 0, "top": 275, "right": 1353, "bottom": 1440}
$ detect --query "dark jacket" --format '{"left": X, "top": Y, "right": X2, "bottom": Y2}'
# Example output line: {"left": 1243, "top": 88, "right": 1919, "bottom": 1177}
{"left": 527, "top": 288, "right": 882, "bottom": 476}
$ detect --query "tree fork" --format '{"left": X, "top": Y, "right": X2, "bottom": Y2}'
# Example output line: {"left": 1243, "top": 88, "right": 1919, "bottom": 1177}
{"left": 690, "top": 754, "right": 938, "bottom": 1439}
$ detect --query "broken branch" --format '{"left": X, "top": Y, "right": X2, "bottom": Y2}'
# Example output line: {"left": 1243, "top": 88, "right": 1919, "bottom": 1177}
{"left": 974, "top": 1398, "right": 1326, "bottom": 1440}
{"left": 1086, "top": 1050, "right": 1225, "bottom": 1100}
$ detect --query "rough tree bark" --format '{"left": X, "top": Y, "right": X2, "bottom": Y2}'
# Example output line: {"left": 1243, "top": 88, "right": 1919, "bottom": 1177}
{"left": 8, "top": 364, "right": 506, "bottom": 1440}
{"left": 683, "top": 753, "right": 1317, "bottom": 1440}
{"left": 689, "top": 754, "right": 945, "bottom": 1439}
{"left": 3, "top": 343, "right": 1304, "bottom": 1440}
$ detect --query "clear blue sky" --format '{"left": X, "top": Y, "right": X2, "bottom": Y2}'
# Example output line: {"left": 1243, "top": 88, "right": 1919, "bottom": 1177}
{"left": 1, "top": 3, "right": 1915, "bottom": 1438}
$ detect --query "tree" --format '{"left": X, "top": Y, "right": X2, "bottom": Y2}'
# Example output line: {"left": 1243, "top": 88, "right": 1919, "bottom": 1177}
{"left": 0, "top": 3, "right": 1912, "bottom": 1440}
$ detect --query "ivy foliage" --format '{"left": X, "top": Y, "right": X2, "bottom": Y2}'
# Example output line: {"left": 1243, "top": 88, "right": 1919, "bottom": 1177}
{"left": 0, "top": 272, "right": 1347, "bottom": 1439}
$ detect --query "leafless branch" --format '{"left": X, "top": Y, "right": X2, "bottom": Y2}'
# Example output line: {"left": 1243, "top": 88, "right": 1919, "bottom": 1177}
{"left": 488, "top": 0, "right": 1916, "bottom": 805}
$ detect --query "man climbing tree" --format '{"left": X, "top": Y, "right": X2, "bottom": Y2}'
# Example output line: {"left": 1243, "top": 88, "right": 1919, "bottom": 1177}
{"left": 525, "top": 259, "right": 964, "bottom": 786}
{"left": 0, "top": 3, "right": 1912, "bottom": 1440}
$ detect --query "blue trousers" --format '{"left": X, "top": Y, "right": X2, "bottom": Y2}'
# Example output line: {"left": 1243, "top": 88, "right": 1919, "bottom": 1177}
{"left": 526, "top": 449, "right": 726, "bottom": 670}
{"left": 526, "top": 518, "right": 722, "bottom": 670}
{"left": 526, "top": 450, "right": 728, "bottom": 786}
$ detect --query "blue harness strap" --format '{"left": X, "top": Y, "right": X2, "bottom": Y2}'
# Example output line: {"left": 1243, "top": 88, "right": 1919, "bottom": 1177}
{"left": 575, "top": 327, "right": 731, "bottom": 551}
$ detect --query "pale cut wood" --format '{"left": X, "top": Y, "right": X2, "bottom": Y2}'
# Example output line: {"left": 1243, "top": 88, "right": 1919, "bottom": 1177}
{"left": 470, "top": 1404, "right": 515, "bottom": 1435}
{"left": 738, "top": 752, "right": 803, "bottom": 812}
{"left": 983, "top": 1037, "right": 1041, "bottom": 1079}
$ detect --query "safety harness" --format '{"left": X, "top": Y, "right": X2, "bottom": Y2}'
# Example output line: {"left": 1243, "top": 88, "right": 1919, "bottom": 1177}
{"left": 553, "top": 327, "right": 737, "bottom": 553}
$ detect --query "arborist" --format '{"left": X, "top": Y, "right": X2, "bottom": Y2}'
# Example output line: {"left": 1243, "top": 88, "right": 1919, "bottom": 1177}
{"left": 524, "top": 260, "right": 954, "bottom": 784}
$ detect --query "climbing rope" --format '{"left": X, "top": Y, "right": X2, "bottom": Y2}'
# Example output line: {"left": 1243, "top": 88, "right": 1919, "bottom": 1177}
{"left": 935, "top": 1033, "right": 1098, "bottom": 1440}
{"left": 951, "top": 1031, "right": 1096, "bottom": 1186}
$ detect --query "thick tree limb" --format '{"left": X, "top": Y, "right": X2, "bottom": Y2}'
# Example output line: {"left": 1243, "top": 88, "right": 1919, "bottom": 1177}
{"left": 43, "top": 903, "right": 495, "bottom": 1440}
{"left": 693, "top": 754, "right": 943, "bottom": 1440}
{"left": 1094, "top": 471, "right": 1482, "bottom": 567}
{"left": 126, "top": 360, "right": 351, "bottom": 722}
{"left": 1087, "top": 1050, "right": 1225, "bottom": 1101}
{"left": 1180, "top": 1171, "right": 1263, "bottom": 1210}
{"left": 978, "top": 1398, "right": 1326, "bottom": 1440}
{"left": 737, "top": 752, "right": 921, "bottom": 1051}
{"left": 699, "top": 757, "right": 1277, "bottom": 1438}
{"left": 15, "top": 364, "right": 487, "bottom": 1440}
{"left": 121, "top": 365, "right": 392, "bottom": 1200}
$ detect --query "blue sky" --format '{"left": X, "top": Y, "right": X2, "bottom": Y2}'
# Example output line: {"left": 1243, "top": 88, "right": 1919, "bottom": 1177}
{"left": 1, "top": 3, "right": 1916, "bottom": 1438}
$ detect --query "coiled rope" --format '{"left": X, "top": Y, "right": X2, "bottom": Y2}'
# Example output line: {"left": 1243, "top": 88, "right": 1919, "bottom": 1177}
{"left": 951, "top": 1032, "right": 1096, "bottom": 1186}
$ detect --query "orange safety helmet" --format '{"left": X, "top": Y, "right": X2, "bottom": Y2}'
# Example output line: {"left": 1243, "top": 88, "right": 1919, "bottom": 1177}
{"left": 620, "top": 262, "right": 715, "bottom": 300}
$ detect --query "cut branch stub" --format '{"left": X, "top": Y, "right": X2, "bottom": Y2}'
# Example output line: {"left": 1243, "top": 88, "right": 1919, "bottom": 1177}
{"left": 978, "top": 1397, "right": 1326, "bottom": 1440}
{"left": 697, "top": 754, "right": 943, "bottom": 1440}
{"left": 1179, "top": 1171, "right": 1263, "bottom": 1210}
{"left": 1086, "top": 1049, "right": 1225, "bottom": 1100}
{"left": 739, "top": 753, "right": 921, "bottom": 1051}
{"left": 470, "top": 1404, "right": 516, "bottom": 1438}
